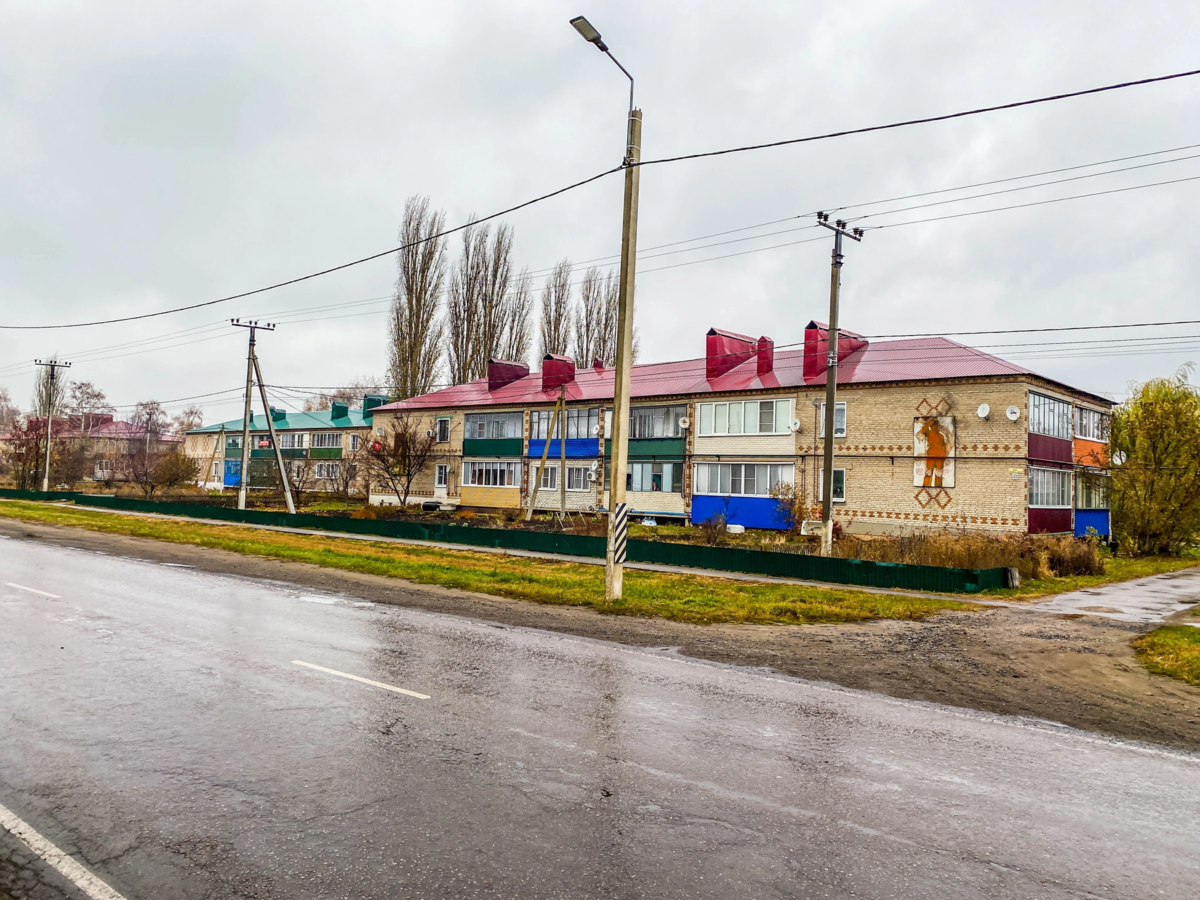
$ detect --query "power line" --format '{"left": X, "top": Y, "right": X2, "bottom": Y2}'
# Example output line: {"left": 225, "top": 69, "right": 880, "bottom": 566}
{"left": 0, "top": 166, "right": 622, "bottom": 331}
{"left": 636, "top": 67, "right": 1200, "bottom": 167}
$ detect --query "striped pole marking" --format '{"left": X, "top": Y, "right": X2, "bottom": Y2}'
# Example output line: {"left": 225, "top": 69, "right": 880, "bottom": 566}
{"left": 613, "top": 502, "right": 629, "bottom": 564}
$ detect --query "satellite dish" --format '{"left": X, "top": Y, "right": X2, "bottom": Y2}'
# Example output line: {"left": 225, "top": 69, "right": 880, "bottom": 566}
{"left": 678, "top": 417, "right": 691, "bottom": 430}
{"left": 1111, "top": 450, "right": 1127, "bottom": 466}
{"left": 591, "top": 423, "right": 601, "bottom": 435}
{"left": 1005, "top": 406, "right": 1021, "bottom": 422}
{"left": 976, "top": 404, "right": 990, "bottom": 420}
{"left": 589, "top": 460, "right": 599, "bottom": 473}
{"left": 789, "top": 419, "right": 802, "bottom": 433}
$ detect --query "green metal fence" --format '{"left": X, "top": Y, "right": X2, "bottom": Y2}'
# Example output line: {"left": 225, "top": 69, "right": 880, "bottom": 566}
{"left": 58, "top": 495, "right": 1005, "bottom": 593}
{"left": 0, "top": 488, "right": 88, "bottom": 501}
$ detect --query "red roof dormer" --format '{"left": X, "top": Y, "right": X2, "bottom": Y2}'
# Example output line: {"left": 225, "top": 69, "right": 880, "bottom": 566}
{"left": 804, "top": 321, "right": 868, "bottom": 381}
{"left": 541, "top": 354, "right": 575, "bottom": 391}
{"left": 706, "top": 328, "right": 758, "bottom": 380}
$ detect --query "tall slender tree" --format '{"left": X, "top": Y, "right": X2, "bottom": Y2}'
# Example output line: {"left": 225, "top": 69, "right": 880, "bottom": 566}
{"left": 499, "top": 267, "right": 535, "bottom": 364}
{"left": 538, "top": 259, "right": 573, "bottom": 360}
{"left": 66, "top": 381, "right": 113, "bottom": 435}
{"left": 445, "top": 220, "right": 489, "bottom": 384}
{"left": 388, "top": 195, "right": 447, "bottom": 399}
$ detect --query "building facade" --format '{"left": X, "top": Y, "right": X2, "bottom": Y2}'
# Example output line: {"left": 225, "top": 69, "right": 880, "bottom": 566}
{"left": 369, "top": 325, "right": 1113, "bottom": 535}
{"left": 184, "top": 397, "right": 384, "bottom": 494}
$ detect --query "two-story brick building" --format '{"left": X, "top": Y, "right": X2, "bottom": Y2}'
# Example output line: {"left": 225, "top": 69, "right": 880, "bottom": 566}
{"left": 184, "top": 396, "right": 386, "bottom": 494}
{"left": 369, "top": 323, "right": 1113, "bottom": 535}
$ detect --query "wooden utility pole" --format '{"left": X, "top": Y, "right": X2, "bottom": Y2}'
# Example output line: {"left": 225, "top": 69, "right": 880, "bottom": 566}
{"left": 232, "top": 320, "right": 295, "bottom": 514}
{"left": 526, "top": 390, "right": 564, "bottom": 521}
{"left": 33, "top": 359, "right": 71, "bottom": 492}
{"left": 815, "top": 214, "right": 863, "bottom": 557}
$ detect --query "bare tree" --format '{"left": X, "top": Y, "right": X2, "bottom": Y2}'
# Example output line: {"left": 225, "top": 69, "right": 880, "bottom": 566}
{"left": 332, "top": 443, "right": 366, "bottom": 497}
{"left": 132, "top": 400, "right": 168, "bottom": 438}
{"left": 388, "top": 195, "right": 447, "bottom": 399}
{"left": 66, "top": 381, "right": 113, "bottom": 435}
{"left": 538, "top": 259, "right": 573, "bottom": 359}
{"left": 301, "top": 376, "right": 385, "bottom": 412}
{"left": 446, "top": 220, "right": 489, "bottom": 384}
{"left": 363, "top": 413, "right": 436, "bottom": 506}
{"left": 499, "top": 267, "right": 535, "bottom": 364}
{"left": 0, "top": 387, "right": 17, "bottom": 435}
{"left": 172, "top": 405, "right": 204, "bottom": 435}
{"left": 32, "top": 359, "right": 68, "bottom": 420}
{"left": 572, "top": 267, "right": 608, "bottom": 366}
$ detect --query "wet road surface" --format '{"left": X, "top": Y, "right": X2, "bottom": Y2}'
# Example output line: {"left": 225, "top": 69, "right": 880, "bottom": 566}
{"left": 2, "top": 535, "right": 1198, "bottom": 899}
{"left": 1034, "top": 566, "right": 1200, "bottom": 624}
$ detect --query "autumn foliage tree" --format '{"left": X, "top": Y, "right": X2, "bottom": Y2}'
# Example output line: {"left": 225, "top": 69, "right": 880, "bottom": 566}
{"left": 1110, "top": 365, "right": 1200, "bottom": 555}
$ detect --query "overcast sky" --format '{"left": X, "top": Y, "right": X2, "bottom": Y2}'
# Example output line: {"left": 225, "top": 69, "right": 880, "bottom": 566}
{"left": 2, "top": 0, "right": 1199, "bottom": 424}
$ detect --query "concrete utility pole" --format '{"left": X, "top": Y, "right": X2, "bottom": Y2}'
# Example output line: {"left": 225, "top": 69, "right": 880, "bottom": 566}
{"left": 569, "top": 15, "right": 640, "bottom": 602}
{"left": 232, "top": 320, "right": 295, "bottom": 515}
{"left": 815, "top": 213, "right": 863, "bottom": 557}
{"left": 33, "top": 359, "right": 71, "bottom": 492}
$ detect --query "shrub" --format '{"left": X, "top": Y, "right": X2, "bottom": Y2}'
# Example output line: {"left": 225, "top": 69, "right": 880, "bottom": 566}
{"left": 700, "top": 514, "right": 727, "bottom": 546}
{"left": 834, "top": 530, "right": 1104, "bottom": 579}
{"left": 350, "top": 505, "right": 381, "bottom": 520}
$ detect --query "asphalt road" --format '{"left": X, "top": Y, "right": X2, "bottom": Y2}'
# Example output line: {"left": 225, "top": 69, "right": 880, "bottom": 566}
{"left": 2, "top": 535, "right": 1198, "bottom": 900}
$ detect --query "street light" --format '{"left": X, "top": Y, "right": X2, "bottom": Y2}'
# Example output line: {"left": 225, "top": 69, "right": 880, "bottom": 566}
{"left": 570, "top": 15, "right": 641, "bottom": 602}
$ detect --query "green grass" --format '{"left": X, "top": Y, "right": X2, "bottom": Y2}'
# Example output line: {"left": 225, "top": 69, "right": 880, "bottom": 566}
{"left": 987, "top": 553, "right": 1200, "bottom": 599}
{"left": 0, "top": 501, "right": 972, "bottom": 626}
{"left": 1132, "top": 626, "right": 1200, "bottom": 686}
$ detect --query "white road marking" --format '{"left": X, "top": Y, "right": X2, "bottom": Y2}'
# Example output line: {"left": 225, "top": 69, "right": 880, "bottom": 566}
{"left": 5, "top": 582, "right": 60, "bottom": 598}
{"left": 0, "top": 801, "right": 128, "bottom": 900}
{"left": 291, "top": 660, "right": 430, "bottom": 700}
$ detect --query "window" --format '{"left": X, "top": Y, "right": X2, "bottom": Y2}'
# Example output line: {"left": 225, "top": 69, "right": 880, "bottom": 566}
{"left": 311, "top": 432, "right": 342, "bottom": 449}
{"left": 255, "top": 436, "right": 272, "bottom": 449}
{"left": 211, "top": 461, "right": 220, "bottom": 479}
{"left": 349, "top": 434, "right": 361, "bottom": 451}
{"left": 818, "top": 402, "right": 847, "bottom": 438}
{"left": 94, "top": 459, "right": 113, "bottom": 479}
{"left": 629, "top": 405, "right": 687, "bottom": 439}
{"left": 1076, "top": 472, "right": 1109, "bottom": 510}
{"left": 225, "top": 435, "right": 243, "bottom": 449}
{"left": 693, "top": 463, "right": 793, "bottom": 497}
{"left": 315, "top": 462, "right": 340, "bottom": 481}
{"left": 530, "top": 408, "right": 600, "bottom": 440}
{"left": 697, "top": 400, "right": 791, "bottom": 436}
{"left": 289, "top": 461, "right": 306, "bottom": 481}
{"left": 435, "top": 464, "right": 449, "bottom": 488}
{"left": 627, "top": 462, "right": 682, "bottom": 493}
{"left": 465, "top": 411, "right": 522, "bottom": 440}
{"left": 815, "top": 468, "right": 846, "bottom": 503}
{"left": 1029, "top": 393, "right": 1072, "bottom": 439}
{"left": 466, "top": 460, "right": 520, "bottom": 486}
{"left": 1076, "top": 407, "right": 1109, "bottom": 442}
{"left": 567, "top": 466, "right": 590, "bottom": 491}
{"left": 1029, "top": 467, "right": 1072, "bottom": 507}
{"left": 436, "top": 418, "right": 451, "bottom": 443}
{"left": 279, "top": 432, "right": 306, "bottom": 449}
{"left": 539, "top": 465, "right": 557, "bottom": 490}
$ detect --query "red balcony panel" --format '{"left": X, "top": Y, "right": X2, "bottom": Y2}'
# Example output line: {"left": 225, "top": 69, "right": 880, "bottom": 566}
{"left": 1029, "top": 507, "right": 1073, "bottom": 534}
{"left": 1028, "top": 433, "right": 1073, "bottom": 465}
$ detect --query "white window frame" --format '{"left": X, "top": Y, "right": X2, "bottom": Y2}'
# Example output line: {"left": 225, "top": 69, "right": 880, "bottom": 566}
{"left": 693, "top": 462, "right": 794, "bottom": 497}
{"left": 1075, "top": 407, "right": 1109, "bottom": 442}
{"left": 465, "top": 411, "right": 523, "bottom": 440}
{"left": 539, "top": 465, "right": 558, "bottom": 490}
{"left": 816, "top": 468, "right": 847, "bottom": 503}
{"left": 311, "top": 431, "right": 341, "bottom": 449}
{"left": 349, "top": 434, "right": 361, "bottom": 451}
{"left": 566, "top": 465, "right": 590, "bottom": 491}
{"left": 211, "top": 460, "right": 220, "bottom": 479}
{"left": 1029, "top": 466, "right": 1072, "bottom": 508}
{"left": 435, "top": 464, "right": 449, "bottom": 488}
{"left": 1029, "top": 393, "right": 1072, "bottom": 439}
{"left": 279, "top": 432, "right": 307, "bottom": 449}
{"left": 628, "top": 461, "right": 681, "bottom": 493}
{"left": 465, "top": 460, "right": 520, "bottom": 487}
{"left": 1076, "top": 471, "right": 1110, "bottom": 510}
{"left": 314, "top": 462, "right": 341, "bottom": 481}
{"left": 629, "top": 405, "right": 687, "bottom": 439}
{"left": 436, "top": 417, "right": 451, "bottom": 443}
{"left": 818, "top": 402, "right": 847, "bottom": 438}
{"left": 696, "top": 399, "right": 791, "bottom": 436}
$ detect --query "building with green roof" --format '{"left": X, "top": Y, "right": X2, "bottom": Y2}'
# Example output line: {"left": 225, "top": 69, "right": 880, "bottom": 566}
{"left": 184, "top": 396, "right": 387, "bottom": 492}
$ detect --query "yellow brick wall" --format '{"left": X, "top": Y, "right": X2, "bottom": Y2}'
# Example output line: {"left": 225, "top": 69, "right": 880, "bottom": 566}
{"left": 791, "top": 380, "right": 1032, "bottom": 533}
{"left": 460, "top": 485, "right": 522, "bottom": 509}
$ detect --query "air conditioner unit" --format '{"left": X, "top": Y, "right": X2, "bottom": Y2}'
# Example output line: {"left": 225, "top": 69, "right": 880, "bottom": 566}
{"left": 425, "top": 429, "right": 435, "bottom": 438}
{"left": 587, "top": 470, "right": 596, "bottom": 482}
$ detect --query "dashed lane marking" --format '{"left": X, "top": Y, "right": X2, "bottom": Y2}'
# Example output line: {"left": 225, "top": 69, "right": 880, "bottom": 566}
{"left": 0, "top": 801, "right": 128, "bottom": 900}
{"left": 5, "top": 582, "right": 60, "bottom": 598}
{"left": 292, "top": 660, "right": 430, "bottom": 700}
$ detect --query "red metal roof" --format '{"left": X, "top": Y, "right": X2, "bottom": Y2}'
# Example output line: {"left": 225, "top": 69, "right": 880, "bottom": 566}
{"left": 381, "top": 328, "right": 1104, "bottom": 412}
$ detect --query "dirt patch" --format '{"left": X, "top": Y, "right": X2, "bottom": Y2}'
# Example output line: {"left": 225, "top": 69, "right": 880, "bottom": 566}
{"left": 5, "top": 517, "right": 1199, "bottom": 751}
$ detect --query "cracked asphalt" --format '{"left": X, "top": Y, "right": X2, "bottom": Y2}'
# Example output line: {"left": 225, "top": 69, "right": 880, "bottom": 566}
{"left": 2, "top": 535, "right": 1199, "bottom": 899}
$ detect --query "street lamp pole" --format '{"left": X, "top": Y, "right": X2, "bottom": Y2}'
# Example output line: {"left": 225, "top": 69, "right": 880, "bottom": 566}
{"left": 569, "top": 15, "right": 640, "bottom": 603}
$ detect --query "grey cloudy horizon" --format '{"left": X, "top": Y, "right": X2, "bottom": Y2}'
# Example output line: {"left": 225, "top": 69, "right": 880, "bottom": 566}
{"left": 2, "top": 0, "right": 1199, "bottom": 424}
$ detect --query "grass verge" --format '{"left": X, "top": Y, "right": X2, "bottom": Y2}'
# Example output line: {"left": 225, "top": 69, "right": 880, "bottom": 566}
{"left": 1132, "top": 627, "right": 1200, "bottom": 686}
{"left": 0, "top": 501, "right": 973, "bottom": 626}
{"left": 989, "top": 554, "right": 1200, "bottom": 599}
